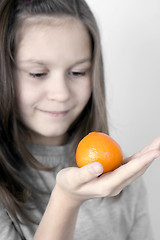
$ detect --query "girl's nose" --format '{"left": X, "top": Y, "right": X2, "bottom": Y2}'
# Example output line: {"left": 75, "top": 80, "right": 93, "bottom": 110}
{"left": 46, "top": 72, "right": 70, "bottom": 102}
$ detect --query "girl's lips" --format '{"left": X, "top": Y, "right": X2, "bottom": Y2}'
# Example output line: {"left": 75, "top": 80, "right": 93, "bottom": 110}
{"left": 38, "top": 109, "right": 69, "bottom": 117}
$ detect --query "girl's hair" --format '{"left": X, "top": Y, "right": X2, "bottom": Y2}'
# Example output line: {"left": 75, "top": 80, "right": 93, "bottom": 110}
{"left": 0, "top": 0, "right": 108, "bottom": 223}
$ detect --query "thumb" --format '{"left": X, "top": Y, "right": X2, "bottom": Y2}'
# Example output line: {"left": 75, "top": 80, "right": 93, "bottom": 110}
{"left": 77, "top": 162, "right": 103, "bottom": 184}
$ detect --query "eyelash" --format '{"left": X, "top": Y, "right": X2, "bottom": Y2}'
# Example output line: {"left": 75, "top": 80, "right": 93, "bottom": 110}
{"left": 29, "top": 73, "right": 47, "bottom": 78}
{"left": 69, "top": 71, "right": 86, "bottom": 77}
{"left": 29, "top": 70, "right": 88, "bottom": 79}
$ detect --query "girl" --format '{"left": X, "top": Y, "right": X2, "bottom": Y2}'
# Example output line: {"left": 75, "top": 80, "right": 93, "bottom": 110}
{"left": 0, "top": 0, "right": 159, "bottom": 239}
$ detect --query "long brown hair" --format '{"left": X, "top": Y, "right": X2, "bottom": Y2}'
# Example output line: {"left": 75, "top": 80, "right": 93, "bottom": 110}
{"left": 0, "top": 0, "right": 108, "bottom": 223}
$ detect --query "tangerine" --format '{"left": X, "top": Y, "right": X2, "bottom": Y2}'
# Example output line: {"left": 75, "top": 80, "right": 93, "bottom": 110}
{"left": 76, "top": 132, "right": 123, "bottom": 173}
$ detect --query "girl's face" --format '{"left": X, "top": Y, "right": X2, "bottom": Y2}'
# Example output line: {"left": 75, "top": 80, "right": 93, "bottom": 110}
{"left": 15, "top": 17, "right": 92, "bottom": 145}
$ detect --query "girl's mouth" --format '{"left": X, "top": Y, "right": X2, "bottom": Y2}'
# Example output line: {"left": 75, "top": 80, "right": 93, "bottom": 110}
{"left": 37, "top": 109, "right": 69, "bottom": 117}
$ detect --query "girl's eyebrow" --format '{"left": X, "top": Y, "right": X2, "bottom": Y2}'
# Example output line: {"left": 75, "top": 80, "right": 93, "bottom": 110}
{"left": 72, "top": 58, "right": 92, "bottom": 67}
{"left": 17, "top": 59, "right": 47, "bottom": 65}
{"left": 17, "top": 58, "right": 92, "bottom": 66}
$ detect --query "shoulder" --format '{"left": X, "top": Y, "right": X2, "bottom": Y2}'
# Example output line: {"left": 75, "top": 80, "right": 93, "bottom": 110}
{"left": 0, "top": 204, "right": 13, "bottom": 237}
{"left": 112, "top": 177, "right": 148, "bottom": 217}
{"left": 0, "top": 204, "right": 22, "bottom": 239}
{"left": 122, "top": 177, "right": 147, "bottom": 200}
{"left": 106, "top": 177, "right": 149, "bottom": 227}
{"left": 0, "top": 203, "right": 9, "bottom": 221}
{"left": 98, "top": 177, "right": 148, "bottom": 216}
{"left": 116, "top": 177, "right": 147, "bottom": 204}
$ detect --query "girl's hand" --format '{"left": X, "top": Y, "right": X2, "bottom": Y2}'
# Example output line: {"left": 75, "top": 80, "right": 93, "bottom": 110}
{"left": 54, "top": 137, "right": 160, "bottom": 206}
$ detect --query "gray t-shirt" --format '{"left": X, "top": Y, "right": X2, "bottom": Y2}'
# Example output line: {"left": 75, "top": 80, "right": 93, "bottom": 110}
{"left": 0, "top": 143, "right": 154, "bottom": 240}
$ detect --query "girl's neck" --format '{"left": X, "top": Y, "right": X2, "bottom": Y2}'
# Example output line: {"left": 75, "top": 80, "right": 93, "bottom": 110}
{"left": 26, "top": 131, "right": 69, "bottom": 146}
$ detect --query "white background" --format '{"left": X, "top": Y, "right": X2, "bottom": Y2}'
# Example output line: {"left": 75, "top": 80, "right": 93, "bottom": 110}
{"left": 86, "top": 0, "right": 160, "bottom": 239}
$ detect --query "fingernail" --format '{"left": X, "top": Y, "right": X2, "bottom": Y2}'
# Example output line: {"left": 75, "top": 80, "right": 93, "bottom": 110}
{"left": 91, "top": 162, "right": 103, "bottom": 176}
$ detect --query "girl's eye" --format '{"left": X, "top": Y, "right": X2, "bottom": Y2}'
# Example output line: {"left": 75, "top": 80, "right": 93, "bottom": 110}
{"left": 29, "top": 73, "right": 47, "bottom": 78}
{"left": 70, "top": 71, "right": 86, "bottom": 77}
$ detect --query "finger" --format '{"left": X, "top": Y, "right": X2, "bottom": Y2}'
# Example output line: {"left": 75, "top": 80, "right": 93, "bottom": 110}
{"left": 121, "top": 164, "right": 150, "bottom": 187}
{"left": 122, "top": 149, "right": 159, "bottom": 177}
{"left": 123, "top": 138, "right": 160, "bottom": 164}
{"left": 135, "top": 137, "right": 160, "bottom": 157}
{"left": 77, "top": 162, "right": 103, "bottom": 185}
{"left": 96, "top": 149, "right": 160, "bottom": 197}
{"left": 110, "top": 162, "right": 151, "bottom": 197}
{"left": 123, "top": 146, "right": 153, "bottom": 163}
{"left": 146, "top": 136, "right": 160, "bottom": 151}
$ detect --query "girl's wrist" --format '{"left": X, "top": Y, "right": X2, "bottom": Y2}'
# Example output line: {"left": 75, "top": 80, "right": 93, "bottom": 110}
{"left": 51, "top": 184, "right": 83, "bottom": 210}
{"left": 34, "top": 184, "right": 81, "bottom": 240}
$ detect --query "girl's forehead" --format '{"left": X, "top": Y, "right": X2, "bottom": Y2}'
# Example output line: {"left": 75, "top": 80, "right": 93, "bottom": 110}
{"left": 19, "top": 15, "right": 83, "bottom": 31}
{"left": 15, "top": 15, "right": 92, "bottom": 65}
{"left": 15, "top": 15, "right": 90, "bottom": 53}
{"left": 16, "top": 15, "right": 88, "bottom": 44}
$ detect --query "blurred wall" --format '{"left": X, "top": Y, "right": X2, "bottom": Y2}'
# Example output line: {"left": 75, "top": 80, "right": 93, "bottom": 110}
{"left": 86, "top": 0, "right": 160, "bottom": 239}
